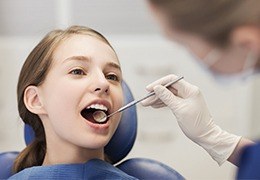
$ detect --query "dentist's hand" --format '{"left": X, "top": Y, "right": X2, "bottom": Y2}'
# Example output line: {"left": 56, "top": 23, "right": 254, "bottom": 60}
{"left": 142, "top": 74, "right": 241, "bottom": 165}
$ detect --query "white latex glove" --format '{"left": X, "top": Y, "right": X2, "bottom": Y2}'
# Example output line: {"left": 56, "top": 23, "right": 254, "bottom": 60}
{"left": 142, "top": 74, "right": 241, "bottom": 165}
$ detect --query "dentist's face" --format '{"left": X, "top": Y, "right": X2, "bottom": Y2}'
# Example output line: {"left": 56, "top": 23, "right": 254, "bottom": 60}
{"left": 38, "top": 35, "right": 123, "bottom": 151}
{"left": 148, "top": 3, "right": 256, "bottom": 75}
{"left": 167, "top": 29, "right": 252, "bottom": 75}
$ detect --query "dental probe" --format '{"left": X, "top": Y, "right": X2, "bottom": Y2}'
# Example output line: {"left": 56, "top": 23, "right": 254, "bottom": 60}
{"left": 96, "top": 76, "right": 184, "bottom": 122}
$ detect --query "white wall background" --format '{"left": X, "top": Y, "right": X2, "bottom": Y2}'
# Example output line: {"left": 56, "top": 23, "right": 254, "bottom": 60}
{"left": 1, "top": 0, "right": 259, "bottom": 179}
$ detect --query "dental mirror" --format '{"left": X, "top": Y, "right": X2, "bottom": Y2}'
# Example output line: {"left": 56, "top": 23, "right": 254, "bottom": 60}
{"left": 93, "top": 111, "right": 107, "bottom": 123}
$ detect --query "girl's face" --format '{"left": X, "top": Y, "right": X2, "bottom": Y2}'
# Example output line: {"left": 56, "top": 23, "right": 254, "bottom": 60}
{"left": 37, "top": 35, "right": 123, "bottom": 159}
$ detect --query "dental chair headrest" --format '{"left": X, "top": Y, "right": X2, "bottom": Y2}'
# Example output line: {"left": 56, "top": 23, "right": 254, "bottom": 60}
{"left": 24, "top": 80, "right": 137, "bottom": 164}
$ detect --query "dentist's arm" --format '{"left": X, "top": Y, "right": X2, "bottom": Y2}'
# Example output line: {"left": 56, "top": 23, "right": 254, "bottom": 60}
{"left": 227, "top": 138, "right": 254, "bottom": 166}
{"left": 142, "top": 74, "right": 254, "bottom": 166}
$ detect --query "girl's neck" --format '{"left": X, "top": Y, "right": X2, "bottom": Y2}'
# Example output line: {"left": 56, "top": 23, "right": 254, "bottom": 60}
{"left": 42, "top": 145, "right": 104, "bottom": 166}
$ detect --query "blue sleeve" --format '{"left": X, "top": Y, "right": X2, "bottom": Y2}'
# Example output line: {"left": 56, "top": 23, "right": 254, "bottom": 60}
{"left": 237, "top": 142, "right": 260, "bottom": 179}
{"left": 9, "top": 159, "right": 137, "bottom": 180}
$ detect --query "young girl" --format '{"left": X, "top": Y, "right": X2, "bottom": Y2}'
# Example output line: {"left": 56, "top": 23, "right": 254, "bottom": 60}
{"left": 9, "top": 25, "right": 136, "bottom": 179}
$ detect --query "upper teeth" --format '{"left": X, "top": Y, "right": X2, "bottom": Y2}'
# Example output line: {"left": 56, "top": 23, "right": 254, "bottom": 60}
{"left": 86, "top": 104, "right": 108, "bottom": 111}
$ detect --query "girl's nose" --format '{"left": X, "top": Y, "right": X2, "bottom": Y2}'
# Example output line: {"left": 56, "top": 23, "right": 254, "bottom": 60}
{"left": 91, "top": 73, "right": 110, "bottom": 95}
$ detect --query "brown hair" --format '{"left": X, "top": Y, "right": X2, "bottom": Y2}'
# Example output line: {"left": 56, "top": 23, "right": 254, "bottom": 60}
{"left": 14, "top": 25, "right": 116, "bottom": 173}
{"left": 149, "top": 0, "right": 260, "bottom": 46}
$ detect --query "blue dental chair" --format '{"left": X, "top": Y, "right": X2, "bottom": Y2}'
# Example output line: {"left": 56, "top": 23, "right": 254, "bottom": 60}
{"left": 0, "top": 81, "right": 184, "bottom": 179}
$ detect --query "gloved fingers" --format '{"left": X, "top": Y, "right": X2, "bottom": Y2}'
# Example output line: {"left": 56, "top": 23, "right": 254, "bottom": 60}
{"left": 172, "top": 80, "right": 199, "bottom": 99}
{"left": 153, "top": 85, "right": 182, "bottom": 109}
{"left": 145, "top": 74, "right": 198, "bottom": 99}
{"left": 141, "top": 94, "right": 158, "bottom": 106}
{"left": 150, "top": 87, "right": 177, "bottom": 109}
{"left": 141, "top": 95, "right": 165, "bottom": 107}
{"left": 151, "top": 102, "right": 166, "bottom": 108}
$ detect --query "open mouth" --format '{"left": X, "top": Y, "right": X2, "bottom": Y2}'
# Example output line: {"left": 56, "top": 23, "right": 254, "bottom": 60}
{"left": 81, "top": 104, "right": 109, "bottom": 124}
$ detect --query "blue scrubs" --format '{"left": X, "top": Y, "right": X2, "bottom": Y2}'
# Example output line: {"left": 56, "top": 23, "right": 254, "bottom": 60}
{"left": 237, "top": 142, "right": 260, "bottom": 179}
{"left": 8, "top": 159, "right": 137, "bottom": 180}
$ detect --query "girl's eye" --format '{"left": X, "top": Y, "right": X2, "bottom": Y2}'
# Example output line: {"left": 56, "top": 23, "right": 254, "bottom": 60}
{"left": 70, "top": 69, "right": 86, "bottom": 76}
{"left": 106, "top": 74, "right": 119, "bottom": 81}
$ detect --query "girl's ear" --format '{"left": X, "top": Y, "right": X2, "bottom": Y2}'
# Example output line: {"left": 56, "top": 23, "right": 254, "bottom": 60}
{"left": 230, "top": 24, "right": 260, "bottom": 55}
{"left": 24, "top": 86, "right": 46, "bottom": 115}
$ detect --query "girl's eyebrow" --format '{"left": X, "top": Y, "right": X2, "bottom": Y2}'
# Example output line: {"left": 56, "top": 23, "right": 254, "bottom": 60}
{"left": 63, "top": 56, "right": 91, "bottom": 63}
{"left": 63, "top": 55, "right": 121, "bottom": 72}
{"left": 106, "top": 62, "right": 122, "bottom": 72}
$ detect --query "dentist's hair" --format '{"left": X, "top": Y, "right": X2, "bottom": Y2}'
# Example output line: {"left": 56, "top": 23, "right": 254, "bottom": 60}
{"left": 149, "top": 0, "right": 260, "bottom": 47}
{"left": 14, "top": 25, "right": 116, "bottom": 173}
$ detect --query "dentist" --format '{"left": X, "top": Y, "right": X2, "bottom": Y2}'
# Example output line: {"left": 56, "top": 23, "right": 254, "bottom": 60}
{"left": 142, "top": 0, "right": 260, "bottom": 178}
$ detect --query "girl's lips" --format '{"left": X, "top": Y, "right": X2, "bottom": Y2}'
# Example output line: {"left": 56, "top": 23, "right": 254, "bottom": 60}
{"left": 80, "top": 98, "right": 112, "bottom": 131}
